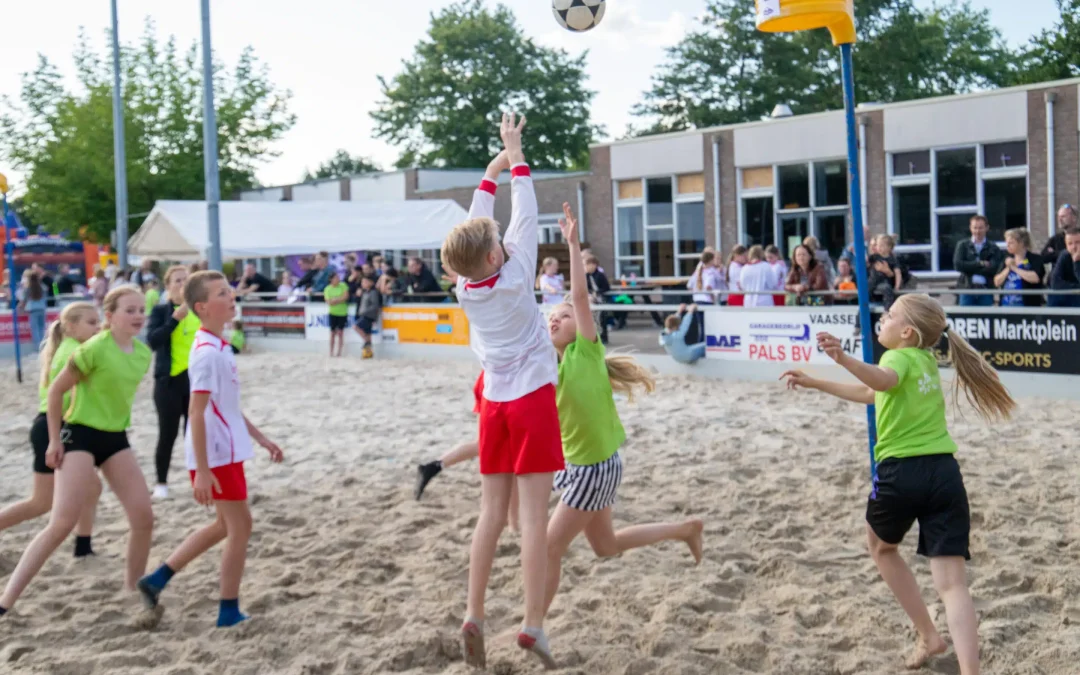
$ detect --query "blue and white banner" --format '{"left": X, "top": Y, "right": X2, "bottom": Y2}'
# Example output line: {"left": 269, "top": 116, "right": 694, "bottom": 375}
{"left": 303, "top": 303, "right": 382, "bottom": 343}
{"left": 704, "top": 307, "right": 864, "bottom": 364}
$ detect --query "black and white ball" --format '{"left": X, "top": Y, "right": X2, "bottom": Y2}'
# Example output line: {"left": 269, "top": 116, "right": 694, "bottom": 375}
{"left": 553, "top": 0, "right": 606, "bottom": 32}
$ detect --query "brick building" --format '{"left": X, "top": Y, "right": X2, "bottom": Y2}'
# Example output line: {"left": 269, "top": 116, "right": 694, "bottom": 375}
{"left": 238, "top": 77, "right": 1080, "bottom": 283}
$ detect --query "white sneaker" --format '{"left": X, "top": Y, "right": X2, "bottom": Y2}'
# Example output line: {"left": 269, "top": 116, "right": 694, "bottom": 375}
{"left": 152, "top": 485, "right": 169, "bottom": 500}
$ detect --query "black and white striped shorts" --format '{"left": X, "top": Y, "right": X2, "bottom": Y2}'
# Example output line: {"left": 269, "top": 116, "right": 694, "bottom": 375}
{"left": 553, "top": 451, "right": 623, "bottom": 511}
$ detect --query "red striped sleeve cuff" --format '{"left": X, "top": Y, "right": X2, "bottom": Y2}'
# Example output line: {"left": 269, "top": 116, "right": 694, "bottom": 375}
{"left": 192, "top": 390, "right": 211, "bottom": 394}
{"left": 510, "top": 164, "right": 531, "bottom": 178}
{"left": 478, "top": 179, "right": 497, "bottom": 195}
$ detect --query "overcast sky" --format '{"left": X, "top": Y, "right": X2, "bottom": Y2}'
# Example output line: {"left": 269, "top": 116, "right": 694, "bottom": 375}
{"left": 0, "top": 0, "right": 1061, "bottom": 194}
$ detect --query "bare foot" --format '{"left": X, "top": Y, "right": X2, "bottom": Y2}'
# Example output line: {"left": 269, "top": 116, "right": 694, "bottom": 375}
{"left": 905, "top": 634, "right": 947, "bottom": 670}
{"left": 685, "top": 519, "right": 704, "bottom": 565}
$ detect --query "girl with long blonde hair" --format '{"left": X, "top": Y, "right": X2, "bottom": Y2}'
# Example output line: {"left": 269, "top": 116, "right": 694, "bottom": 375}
{"left": 0, "top": 287, "right": 155, "bottom": 616}
{"left": 0, "top": 303, "right": 102, "bottom": 556}
{"left": 782, "top": 293, "right": 1014, "bottom": 675}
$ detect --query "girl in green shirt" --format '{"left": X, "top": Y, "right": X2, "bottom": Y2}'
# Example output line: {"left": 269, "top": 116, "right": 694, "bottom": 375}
{"left": 782, "top": 294, "right": 1014, "bottom": 674}
{"left": 0, "top": 287, "right": 155, "bottom": 617}
{"left": 0, "top": 302, "right": 102, "bottom": 558}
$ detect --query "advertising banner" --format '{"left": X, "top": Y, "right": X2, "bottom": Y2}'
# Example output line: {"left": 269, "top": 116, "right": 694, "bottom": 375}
{"left": 705, "top": 307, "right": 1080, "bottom": 375}
{"left": 704, "top": 308, "right": 865, "bottom": 364}
{"left": 0, "top": 309, "right": 62, "bottom": 344}
{"left": 896, "top": 311, "right": 1080, "bottom": 375}
{"left": 303, "top": 304, "right": 381, "bottom": 343}
{"left": 240, "top": 304, "right": 305, "bottom": 338}
{"left": 380, "top": 306, "right": 470, "bottom": 346}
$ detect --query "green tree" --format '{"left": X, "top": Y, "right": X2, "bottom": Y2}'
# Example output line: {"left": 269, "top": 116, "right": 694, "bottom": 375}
{"left": 1012, "top": 0, "right": 1080, "bottom": 83}
{"left": 301, "top": 150, "right": 380, "bottom": 182}
{"left": 371, "top": 0, "right": 600, "bottom": 170}
{"left": 0, "top": 21, "right": 295, "bottom": 242}
{"left": 633, "top": 0, "right": 1014, "bottom": 134}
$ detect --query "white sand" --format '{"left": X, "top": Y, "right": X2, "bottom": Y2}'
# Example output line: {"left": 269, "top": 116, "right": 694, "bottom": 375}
{"left": 1, "top": 352, "right": 1080, "bottom": 674}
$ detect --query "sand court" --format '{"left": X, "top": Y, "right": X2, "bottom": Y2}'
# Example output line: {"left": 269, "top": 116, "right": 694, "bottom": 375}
{"left": 1, "top": 352, "right": 1080, "bottom": 674}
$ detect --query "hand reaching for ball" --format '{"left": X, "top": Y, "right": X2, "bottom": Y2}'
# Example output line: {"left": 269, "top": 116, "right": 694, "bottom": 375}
{"left": 500, "top": 112, "right": 526, "bottom": 166}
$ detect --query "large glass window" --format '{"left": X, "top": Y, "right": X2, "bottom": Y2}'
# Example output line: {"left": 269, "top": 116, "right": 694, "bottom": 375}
{"left": 814, "top": 160, "right": 847, "bottom": 207}
{"left": 936, "top": 148, "right": 977, "bottom": 208}
{"left": 744, "top": 197, "right": 775, "bottom": 248}
{"left": 614, "top": 176, "right": 706, "bottom": 278}
{"left": 646, "top": 178, "right": 673, "bottom": 225}
{"left": 780, "top": 214, "right": 809, "bottom": 259}
{"left": 677, "top": 202, "right": 705, "bottom": 254}
{"left": 816, "top": 212, "right": 848, "bottom": 262}
{"left": 778, "top": 164, "right": 810, "bottom": 209}
{"left": 617, "top": 207, "right": 644, "bottom": 257}
{"left": 888, "top": 143, "right": 1028, "bottom": 275}
{"left": 893, "top": 185, "right": 931, "bottom": 245}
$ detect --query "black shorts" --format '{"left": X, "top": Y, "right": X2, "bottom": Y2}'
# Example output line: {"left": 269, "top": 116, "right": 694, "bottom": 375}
{"left": 62, "top": 423, "right": 131, "bottom": 468}
{"left": 30, "top": 413, "right": 52, "bottom": 475}
{"left": 866, "top": 454, "right": 970, "bottom": 559}
{"left": 328, "top": 314, "right": 348, "bottom": 331}
{"left": 355, "top": 316, "right": 374, "bottom": 333}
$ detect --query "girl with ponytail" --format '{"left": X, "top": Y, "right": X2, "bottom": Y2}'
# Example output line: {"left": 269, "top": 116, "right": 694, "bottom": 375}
{"left": 0, "top": 302, "right": 102, "bottom": 556}
{"left": 782, "top": 294, "right": 1014, "bottom": 675}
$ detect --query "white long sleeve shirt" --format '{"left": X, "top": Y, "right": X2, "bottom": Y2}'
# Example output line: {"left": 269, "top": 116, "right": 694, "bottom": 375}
{"left": 740, "top": 261, "right": 779, "bottom": 307}
{"left": 455, "top": 165, "right": 558, "bottom": 402}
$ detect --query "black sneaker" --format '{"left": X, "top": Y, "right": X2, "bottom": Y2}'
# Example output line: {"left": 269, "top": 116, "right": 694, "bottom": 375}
{"left": 415, "top": 462, "right": 442, "bottom": 501}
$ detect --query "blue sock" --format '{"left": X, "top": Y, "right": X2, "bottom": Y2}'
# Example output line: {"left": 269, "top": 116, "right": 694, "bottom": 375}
{"left": 217, "top": 598, "right": 248, "bottom": 628}
{"left": 145, "top": 563, "right": 175, "bottom": 591}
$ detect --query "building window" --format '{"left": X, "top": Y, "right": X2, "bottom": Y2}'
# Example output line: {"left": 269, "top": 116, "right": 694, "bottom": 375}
{"left": 739, "top": 160, "right": 848, "bottom": 263}
{"left": 614, "top": 174, "right": 706, "bottom": 278}
{"left": 887, "top": 142, "right": 1027, "bottom": 275}
{"left": 538, "top": 213, "right": 564, "bottom": 245}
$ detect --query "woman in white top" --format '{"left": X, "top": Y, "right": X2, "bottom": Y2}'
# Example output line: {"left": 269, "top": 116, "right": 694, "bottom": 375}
{"left": 537, "top": 257, "right": 565, "bottom": 304}
{"left": 740, "top": 246, "right": 780, "bottom": 308}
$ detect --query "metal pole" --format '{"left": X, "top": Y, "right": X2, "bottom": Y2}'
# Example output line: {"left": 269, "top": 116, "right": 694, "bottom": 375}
{"left": 840, "top": 42, "right": 878, "bottom": 479}
{"left": 3, "top": 194, "right": 23, "bottom": 383}
{"left": 201, "top": 0, "right": 223, "bottom": 271}
{"left": 110, "top": 0, "right": 129, "bottom": 271}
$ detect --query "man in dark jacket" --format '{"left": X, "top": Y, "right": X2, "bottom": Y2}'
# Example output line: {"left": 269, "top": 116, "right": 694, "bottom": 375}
{"left": 402, "top": 257, "right": 445, "bottom": 303}
{"left": 953, "top": 214, "right": 1004, "bottom": 306}
{"left": 1048, "top": 227, "right": 1080, "bottom": 308}
{"left": 1040, "top": 204, "right": 1079, "bottom": 264}
{"left": 585, "top": 254, "right": 612, "bottom": 343}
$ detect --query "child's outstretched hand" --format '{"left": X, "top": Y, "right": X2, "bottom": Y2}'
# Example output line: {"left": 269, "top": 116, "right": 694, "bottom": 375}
{"left": 816, "top": 332, "right": 845, "bottom": 363}
{"left": 780, "top": 370, "right": 816, "bottom": 391}
{"left": 501, "top": 112, "right": 526, "bottom": 165}
{"left": 262, "top": 439, "right": 285, "bottom": 463}
{"left": 558, "top": 202, "right": 578, "bottom": 245}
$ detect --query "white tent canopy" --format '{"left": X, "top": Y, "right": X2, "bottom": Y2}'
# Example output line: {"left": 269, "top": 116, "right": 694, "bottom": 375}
{"left": 128, "top": 199, "right": 470, "bottom": 260}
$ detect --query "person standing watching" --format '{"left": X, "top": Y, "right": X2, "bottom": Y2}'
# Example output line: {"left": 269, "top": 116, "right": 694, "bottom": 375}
{"left": 1048, "top": 227, "right": 1080, "bottom": 308}
{"left": 146, "top": 265, "right": 200, "bottom": 499}
{"left": 953, "top": 215, "right": 1004, "bottom": 307}
{"left": 1040, "top": 204, "right": 1079, "bottom": 263}
{"left": 993, "top": 228, "right": 1045, "bottom": 307}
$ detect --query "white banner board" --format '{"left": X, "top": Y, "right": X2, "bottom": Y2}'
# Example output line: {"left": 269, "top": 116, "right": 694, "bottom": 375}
{"left": 704, "top": 307, "right": 865, "bottom": 364}
{"left": 303, "top": 303, "right": 382, "bottom": 343}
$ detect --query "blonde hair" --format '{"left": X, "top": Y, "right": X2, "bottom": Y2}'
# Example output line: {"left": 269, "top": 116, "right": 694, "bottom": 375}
{"left": 183, "top": 270, "right": 228, "bottom": 317}
{"left": 877, "top": 234, "right": 896, "bottom": 251}
{"left": 537, "top": 257, "right": 559, "bottom": 289}
{"left": 604, "top": 354, "right": 656, "bottom": 403}
{"left": 39, "top": 302, "right": 97, "bottom": 389}
{"left": 1005, "top": 227, "right": 1032, "bottom": 250}
{"left": 747, "top": 245, "right": 765, "bottom": 262}
{"left": 164, "top": 264, "right": 188, "bottom": 286}
{"left": 441, "top": 218, "right": 500, "bottom": 280}
{"left": 664, "top": 314, "right": 681, "bottom": 331}
{"left": 892, "top": 294, "right": 1015, "bottom": 422}
{"left": 102, "top": 286, "right": 144, "bottom": 330}
{"left": 694, "top": 251, "right": 716, "bottom": 290}
{"left": 803, "top": 236, "right": 820, "bottom": 252}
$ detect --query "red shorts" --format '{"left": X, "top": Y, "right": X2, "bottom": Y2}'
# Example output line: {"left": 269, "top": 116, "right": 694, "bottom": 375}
{"left": 478, "top": 384, "right": 564, "bottom": 475}
{"left": 190, "top": 462, "right": 248, "bottom": 501}
{"left": 472, "top": 371, "right": 484, "bottom": 414}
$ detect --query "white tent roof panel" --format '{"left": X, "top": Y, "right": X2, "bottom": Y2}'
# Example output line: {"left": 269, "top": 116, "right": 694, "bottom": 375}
{"left": 128, "top": 199, "right": 469, "bottom": 259}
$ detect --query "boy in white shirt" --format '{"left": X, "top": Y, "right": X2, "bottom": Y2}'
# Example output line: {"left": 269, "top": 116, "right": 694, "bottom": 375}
{"left": 440, "top": 113, "right": 563, "bottom": 669}
{"left": 137, "top": 271, "right": 283, "bottom": 628}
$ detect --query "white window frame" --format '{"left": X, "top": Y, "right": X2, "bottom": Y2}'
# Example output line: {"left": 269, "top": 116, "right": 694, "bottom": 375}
{"left": 612, "top": 175, "right": 706, "bottom": 279}
{"left": 737, "top": 159, "right": 850, "bottom": 256}
{"left": 885, "top": 140, "right": 1029, "bottom": 279}
{"left": 538, "top": 213, "right": 564, "bottom": 245}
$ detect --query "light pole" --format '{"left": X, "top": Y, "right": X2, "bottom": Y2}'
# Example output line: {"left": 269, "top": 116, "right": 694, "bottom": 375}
{"left": 201, "top": 0, "right": 223, "bottom": 271}
{"left": 110, "top": 0, "right": 129, "bottom": 271}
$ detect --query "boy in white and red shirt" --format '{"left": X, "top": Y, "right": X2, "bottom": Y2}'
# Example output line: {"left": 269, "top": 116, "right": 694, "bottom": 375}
{"left": 440, "top": 113, "right": 562, "bottom": 669}
{"left": 137, "top": 271, "right": 283, "bottom": 628}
